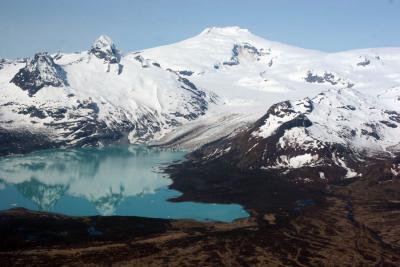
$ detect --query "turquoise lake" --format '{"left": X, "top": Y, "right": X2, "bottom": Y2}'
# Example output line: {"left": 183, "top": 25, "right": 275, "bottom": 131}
{"left": 0, "top": 145, "right": 248, "bottom": 222}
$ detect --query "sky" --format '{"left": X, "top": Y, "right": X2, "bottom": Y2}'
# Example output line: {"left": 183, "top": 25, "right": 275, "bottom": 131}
{"left": 1, "top": 0, "right": 400, "bottom": 58}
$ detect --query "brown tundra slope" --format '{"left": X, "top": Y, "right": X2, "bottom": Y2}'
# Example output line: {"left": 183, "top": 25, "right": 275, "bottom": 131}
{"left": 0, "top": 155, "right": 399, "bottom": 266}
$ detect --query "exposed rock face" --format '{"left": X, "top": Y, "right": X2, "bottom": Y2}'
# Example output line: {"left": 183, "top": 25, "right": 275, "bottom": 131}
{"left": 0, "top": 99, "right": 134, "bottom": 156}
{"left": 174, "top": 89, "right": 400, "bottom": 183}
{"left": 305, "top": 71, "right": 354, "bottom": 88}
{"left": 10, "top": 53, "right": 67, "bottom": 96}
{"left": 223, "top": 43, "right": 270, "bottom": 66}
{"left": 357, "top": 55, "right": 381, "bottom": 67}
{"left": 357, "top": 58, "right": 371, "bottom": 66}
{"left": 89, "top": 35, "right": 121, "bottom": 64}
{"left": 0, "top": 127, "right": 56, "bottom": 156}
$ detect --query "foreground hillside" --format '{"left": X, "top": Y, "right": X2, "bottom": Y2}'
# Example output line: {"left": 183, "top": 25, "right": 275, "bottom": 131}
{"left": 1, "top": 161, "right": 399, "bottom": 266}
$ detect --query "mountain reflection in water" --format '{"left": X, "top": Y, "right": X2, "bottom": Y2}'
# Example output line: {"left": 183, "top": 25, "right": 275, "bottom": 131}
{"left": 0, "top": 145, "right": 248, "bottom": 222}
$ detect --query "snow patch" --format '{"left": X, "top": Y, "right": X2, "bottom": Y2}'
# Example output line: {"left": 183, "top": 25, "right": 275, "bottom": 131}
{"left": 278, "top": 154, "right": 319, "bottom": 168}
{"left": 333, "top": 153, "right": 359, "bottom": 178}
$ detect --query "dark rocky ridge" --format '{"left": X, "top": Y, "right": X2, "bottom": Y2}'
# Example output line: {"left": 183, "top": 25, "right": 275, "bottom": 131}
{"left": 0, "top": 127, "right": 57, "bottom": 156}
{"left": 223, "top": 42, "right": 270, "bottom": 66}
{"left": 169, "top": 97, "right": 360, "bottom": 180}
{"left": 166, "top": 92, "right": 400, "bottom": 218}
{"left": 305, "top": 70, "right": 354, "bottom": 88}
{"left": 89, "top": 35, "right": 121, "bottom": 64}
{"left": 89, "top": 35, "right": 123, "bottom": 74}
{"left": 10, "top": 53, "right": 68, "bottom": 96}
{"left": 0, "top": 98, "right": 134, "bottom": 156}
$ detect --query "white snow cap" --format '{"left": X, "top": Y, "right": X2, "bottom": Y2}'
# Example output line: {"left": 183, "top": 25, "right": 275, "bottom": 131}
{"left": 200, "top": 26, "right": 251, "bottom": 36}
{"left": 90, "top": 35, "right": 121, "bottom": 63}
{"left": 92, "top": 35, "right": 116, "bottom": 50}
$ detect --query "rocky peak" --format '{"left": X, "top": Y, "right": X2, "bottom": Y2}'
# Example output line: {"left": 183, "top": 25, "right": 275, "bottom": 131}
{"left": 253, "top": 89, "right": 399, "bottom": 147}
{"left": 90, "top": 35, "right": 121, "bottom": 64}
{"left": 10, "top": 52, "right": 67, "bottom": 96}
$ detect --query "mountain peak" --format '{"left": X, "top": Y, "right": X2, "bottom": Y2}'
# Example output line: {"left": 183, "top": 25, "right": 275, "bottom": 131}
{"left": 92, "top": 35, "right": 115, "bottom": 49}
{"left": 200, "top": 26, "right": 251, "bottom": 36}
{"left": 90, "top": 35, "right": 121, "bottom": 63}
{"left": 10, "top": 52, "right": 67, "bottom": 96}
{"left": 31, "top": 52, "right": 56, "bottom": 66}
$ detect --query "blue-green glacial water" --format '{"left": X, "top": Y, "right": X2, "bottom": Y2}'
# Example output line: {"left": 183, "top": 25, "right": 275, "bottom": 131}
{"left": 0, "top": 145, "right": 248, "bottom": 222}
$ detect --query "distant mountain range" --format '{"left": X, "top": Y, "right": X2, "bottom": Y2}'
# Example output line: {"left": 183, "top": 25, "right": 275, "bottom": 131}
{"left": 1, "top": 26, "right": 400, "bottom": 163}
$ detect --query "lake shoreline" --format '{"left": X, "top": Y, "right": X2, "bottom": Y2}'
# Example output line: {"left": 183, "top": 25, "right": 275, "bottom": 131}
{"left": 2, "top": 169, "right": 400, "bottom": 267}
{"left": 0, "top": 145, "right": 248, "bottom": 222}
{"left": 1, "top": 147, "right": 400, "bottom": 265}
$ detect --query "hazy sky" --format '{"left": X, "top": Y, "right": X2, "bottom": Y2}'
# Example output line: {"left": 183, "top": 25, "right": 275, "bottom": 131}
{"left": 1, "top": 0, "right": 400, "bottom": 58}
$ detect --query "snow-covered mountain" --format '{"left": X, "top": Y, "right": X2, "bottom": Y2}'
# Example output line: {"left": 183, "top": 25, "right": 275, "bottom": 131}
{"left": 178, "top": 88, "right": 400, "bottom": 183}
{"left": 0, "top": 35, "right": 214, "bottom": 154}
{"left": 1, "top": 26, "right": 400, "bottom": 155}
